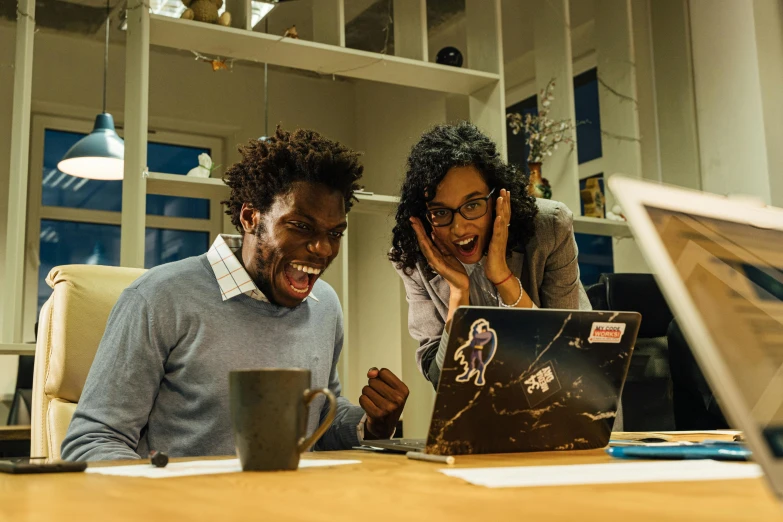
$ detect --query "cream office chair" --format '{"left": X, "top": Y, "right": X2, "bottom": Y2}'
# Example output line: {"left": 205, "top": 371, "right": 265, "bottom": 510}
{"left": 31, "top": 265, "right": 145, "bottom": 459}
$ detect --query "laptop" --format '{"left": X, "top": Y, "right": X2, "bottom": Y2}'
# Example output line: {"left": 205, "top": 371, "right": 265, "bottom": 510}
{"left": 364, "top": 306, "right": 640, "bottom": 456}
{"left": 610, "top": 175, "right": 783, "bottom": 501}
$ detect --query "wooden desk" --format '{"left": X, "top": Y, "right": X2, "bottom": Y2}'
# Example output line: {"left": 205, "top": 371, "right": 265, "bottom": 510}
{"left": 1, "top": 444, "right": 781, "bottom": 522}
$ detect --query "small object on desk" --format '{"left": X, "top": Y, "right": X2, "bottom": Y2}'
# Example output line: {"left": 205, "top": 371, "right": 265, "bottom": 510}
{"left": 406, "top": 451, "right": 455, "bottom": 465}
{"left": 149, "top": 450, "right": 169, "bottom": 468}
{"left": 606, "top": 441, "right": 751, "bottom": 461}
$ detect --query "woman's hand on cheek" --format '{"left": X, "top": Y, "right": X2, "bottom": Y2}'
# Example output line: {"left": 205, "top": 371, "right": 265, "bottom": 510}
{"left": 484, "top": 188, "right": 512, "bottom": 284}
{"left": 410, "top": 217, "right": 469, "bottom": 292}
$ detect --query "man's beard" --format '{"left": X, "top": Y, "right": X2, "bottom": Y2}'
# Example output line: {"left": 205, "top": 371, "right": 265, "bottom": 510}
{"left": 251, "top": 223, "right": 283, "bottom": 305}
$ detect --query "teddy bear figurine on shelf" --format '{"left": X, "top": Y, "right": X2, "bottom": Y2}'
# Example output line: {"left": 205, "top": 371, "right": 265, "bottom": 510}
{"left": 181, "top": 0, "right": 231, "bottom": 27}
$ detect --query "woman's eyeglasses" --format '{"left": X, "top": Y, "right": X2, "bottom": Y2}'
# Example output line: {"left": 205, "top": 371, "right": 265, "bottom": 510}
{"left": 425, "top": 188, "right": 496, "bottom": 227}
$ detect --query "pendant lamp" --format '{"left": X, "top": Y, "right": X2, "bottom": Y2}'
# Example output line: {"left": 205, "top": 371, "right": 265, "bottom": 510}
{"left": 57, "top": 0, "right": 124, "bottom": 180}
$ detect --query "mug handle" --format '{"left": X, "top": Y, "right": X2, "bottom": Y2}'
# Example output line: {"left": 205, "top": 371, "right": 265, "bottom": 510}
{"left": 297, "top": 388, "right": 337, "bottom": 453}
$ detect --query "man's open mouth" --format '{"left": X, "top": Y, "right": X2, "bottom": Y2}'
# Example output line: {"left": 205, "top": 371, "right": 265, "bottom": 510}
{"left": 283, "top": 262, "right": 322, "bottom": 296}
{"left": 453, "top": 235, "right": 479, "bottom": 258}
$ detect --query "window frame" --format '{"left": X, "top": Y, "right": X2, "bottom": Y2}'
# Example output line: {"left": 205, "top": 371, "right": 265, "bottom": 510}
{"left": 23, "top": 114, "right": 226, "bottom": 341}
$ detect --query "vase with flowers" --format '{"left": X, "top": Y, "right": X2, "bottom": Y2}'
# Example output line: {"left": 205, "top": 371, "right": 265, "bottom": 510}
{"left": 507, "top": 79, "right": 579, "bottom": 199}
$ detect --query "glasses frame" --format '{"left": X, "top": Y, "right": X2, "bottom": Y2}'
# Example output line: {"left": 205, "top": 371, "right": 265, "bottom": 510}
{"left": 425, "top": 188, "right": 497, "bottom": 227}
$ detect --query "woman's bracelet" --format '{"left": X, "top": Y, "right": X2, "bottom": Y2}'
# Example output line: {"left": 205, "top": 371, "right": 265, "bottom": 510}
{"left": 491, "top": 272, "right": 514, "bottom": 287}
{"left": 499, "top": 277, "right": 524, "bottom": 308}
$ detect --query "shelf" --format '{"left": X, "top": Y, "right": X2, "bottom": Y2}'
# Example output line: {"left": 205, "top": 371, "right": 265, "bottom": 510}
{"left": 144, "top": 174, "right": 628, "bottom": 238}
{"left": 573, "top": 216, "right": 632, "bottom": 238}
{"left": 0, "top": 343, "right": 35, "bottom": 356}
{"left": 0, "top": 425, "right": 31, "bottom": 442}
{"left": 146, "top": 173, "right": 399, "bottom": 215}
{"left": 148, "top": 15, "right": 500, "bottom": 96}
{"left": 353, "top": 193, "right": 399, "bottom": 215}
{"left": 146, "top": 171, "right": 229, "bottom": 198}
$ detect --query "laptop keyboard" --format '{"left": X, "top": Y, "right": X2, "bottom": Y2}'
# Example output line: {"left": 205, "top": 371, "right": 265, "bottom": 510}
{"left": 388, "top": 439, "right": 426, "bottom": 450}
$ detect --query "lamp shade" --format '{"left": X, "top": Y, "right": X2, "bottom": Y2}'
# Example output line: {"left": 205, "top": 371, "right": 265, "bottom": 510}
{"left": 57, "top": 113, "right": 125, "bottom": 180}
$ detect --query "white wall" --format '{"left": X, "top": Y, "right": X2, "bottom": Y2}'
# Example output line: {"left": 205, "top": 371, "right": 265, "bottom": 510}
{"left": 354, "top": 82, "right": 446, "bottom": 195}
{"left": 351, "top": 81, "right": 447, "bottom": 433}
{"left": 753, "top": 0, "right": 783, "bottom": 207}
{"left": 649, "top": 0, "right": 701, "bottom": 190}
{"left": 689, "top": 0, "right": 772, "bottom": 202}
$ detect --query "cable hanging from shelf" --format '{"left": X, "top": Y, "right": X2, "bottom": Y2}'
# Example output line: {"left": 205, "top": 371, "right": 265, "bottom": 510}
{"left": 191, "top": 50, "right": 235, "bottom": 71}
{"left": 380, "top": 0, "right": 392, "bottom": 55}
{"left": 601, "top": 130, "right": 641, "bottom": 143}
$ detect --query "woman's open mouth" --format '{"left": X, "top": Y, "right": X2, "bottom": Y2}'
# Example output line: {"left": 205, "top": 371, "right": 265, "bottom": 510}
{"left": 283, "top": 262, "right": 322, "bottom": 299}
{"left": 453, "top": 235, "right": 479, "bottom": 259}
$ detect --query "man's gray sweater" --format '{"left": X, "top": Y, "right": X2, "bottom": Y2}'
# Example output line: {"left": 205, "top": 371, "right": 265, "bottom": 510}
{"left": 61, "top": 254, "right": 364, "bottom": 461}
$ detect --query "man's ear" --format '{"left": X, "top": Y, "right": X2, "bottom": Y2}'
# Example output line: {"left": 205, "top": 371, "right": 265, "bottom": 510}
{"left": 239, "top": 203, "right": 259, "bottom": 234}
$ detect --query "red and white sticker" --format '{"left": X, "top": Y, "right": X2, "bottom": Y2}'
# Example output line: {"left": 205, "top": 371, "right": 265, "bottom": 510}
{"left": 588, "top": 322, "right": 626, "bottom": 343}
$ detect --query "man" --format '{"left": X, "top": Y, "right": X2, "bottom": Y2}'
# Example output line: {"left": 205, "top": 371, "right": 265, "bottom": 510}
{"left": 61, "top": 128, "right": 409, "bottom": 461}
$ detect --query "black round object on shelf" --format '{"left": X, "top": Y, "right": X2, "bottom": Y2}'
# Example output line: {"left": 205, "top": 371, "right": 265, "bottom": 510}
{"left": 436, "top": 47, "right": 464, "bottom": 68}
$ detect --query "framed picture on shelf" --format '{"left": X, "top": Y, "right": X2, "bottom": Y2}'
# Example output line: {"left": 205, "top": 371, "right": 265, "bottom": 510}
{"left": 580, "top": 173, "right": 606, "bottom": 218}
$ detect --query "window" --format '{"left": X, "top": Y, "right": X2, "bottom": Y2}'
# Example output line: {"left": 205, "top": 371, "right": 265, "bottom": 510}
{"left": 573, "top": 68, "right": 602, "bottom": 164}
{"left": 25, "top": 115, "right": 225, "bottom": 337}
{"left": 505, "top": 67, "right": 602, "bottom": 170}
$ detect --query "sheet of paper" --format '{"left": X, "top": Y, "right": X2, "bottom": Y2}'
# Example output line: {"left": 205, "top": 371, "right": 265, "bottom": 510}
{"left": 657, "top": 430, "right": 742, "bottom": 436}
{"left": 86, "top": 458, "right": 360, "bottom": 479}
{"left": 439, "top": 460, "right": 762, "bottom": 488}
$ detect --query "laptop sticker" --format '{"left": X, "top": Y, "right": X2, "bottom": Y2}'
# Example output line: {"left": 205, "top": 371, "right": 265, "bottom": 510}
{"left": 522, "top": 361, "right": 562, "bottom": 407}
{"left": 454, "top": 319, "right": 498, "bottom": 386}
{"left": 588, "top": 322, "right": 626, "bottom": 344}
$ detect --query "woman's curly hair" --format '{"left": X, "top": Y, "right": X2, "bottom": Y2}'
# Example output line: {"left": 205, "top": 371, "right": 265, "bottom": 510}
{"left": 222, "top": 127, "right": 363, "bottom": 230}
{"left": 389, "top": 121, "right": 538, "bottom": 274}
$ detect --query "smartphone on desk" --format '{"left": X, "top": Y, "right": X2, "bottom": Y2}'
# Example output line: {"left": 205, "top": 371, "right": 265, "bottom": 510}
{"left": 0, "top": 457, "right": 86, "bottom": 474}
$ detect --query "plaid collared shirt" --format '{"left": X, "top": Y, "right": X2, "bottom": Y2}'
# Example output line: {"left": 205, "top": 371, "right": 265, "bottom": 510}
{"left": 206, "top": 234, "right": 318, "bottom": 303}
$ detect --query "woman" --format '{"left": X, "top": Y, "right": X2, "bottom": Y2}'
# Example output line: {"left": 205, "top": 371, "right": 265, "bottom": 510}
{"left": 390, "top": 122, "right": 591, "bottom": 387}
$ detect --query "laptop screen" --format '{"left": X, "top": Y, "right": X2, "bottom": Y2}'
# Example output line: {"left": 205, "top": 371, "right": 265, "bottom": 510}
{"left": 644, "top": 205, "right": 783, "bottom": 455}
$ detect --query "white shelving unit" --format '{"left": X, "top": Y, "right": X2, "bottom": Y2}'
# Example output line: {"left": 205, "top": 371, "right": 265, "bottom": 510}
{"left": 148, "top": 15, "right": 500, "bottom": 96}
{"left": 145, "top": 173, "right": 399, "bottom": 216}
{"left": 120, "top": 0, "right": 509, "bottom": 437}
{"left": 0, "top": 344, "right": 36, "bottom": 356}
{"left": 572, "top": 216, "right": 631, "bottom": 238}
